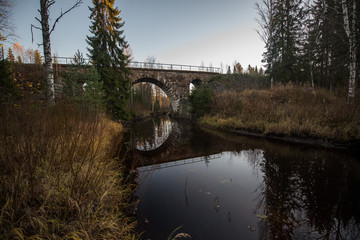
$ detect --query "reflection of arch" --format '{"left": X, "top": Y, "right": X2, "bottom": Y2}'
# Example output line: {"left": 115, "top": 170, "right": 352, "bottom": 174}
{"left": 134, "top": 121, "right": 180, "bottom": 158}
{"left": 132, "top": 77, "right": 178, "bottom": 112}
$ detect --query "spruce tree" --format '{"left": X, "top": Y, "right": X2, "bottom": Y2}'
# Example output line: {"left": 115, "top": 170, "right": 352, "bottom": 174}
{"left": 258, "top": 0, "right": 304, "bottom": 84}
{"left": 34, "top": 49, "right": 42, "bottom": 65}
{"left": 307, "top": 0, "right": 348, "bottom": 90}
{"left": 7, "top": 48, "right": 14, "bottom": 62}
{"left": 86, "top": 0, "right": 130, "bottom": 119}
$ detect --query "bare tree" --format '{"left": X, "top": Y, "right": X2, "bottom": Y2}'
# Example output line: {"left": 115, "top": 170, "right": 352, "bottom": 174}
{"left": 341, "top": 0, "right": 357, "bottom": 100}
{"left": 0, "top": 0, "right": 15, "bottom": 41}
{"left": 31, "top": 0, "right": 82, "bottom": 105}
{"left": 255, "top": 0, "right": 275, "bottom": 88}
{"left": 145, "top": 56, "right": 156, "bottom": 68}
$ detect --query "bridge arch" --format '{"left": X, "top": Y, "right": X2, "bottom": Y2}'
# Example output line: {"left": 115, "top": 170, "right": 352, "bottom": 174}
{"left": 132, "top": 77, "right": 171, "bottom": 97}
{"left": 191, "top": 78, "right": 202, "bottom": 87}
{"left": 129, "top": 67, "right": 219, "bottom": 115}
{"left": 131, "top": 77, "right": 178, "bottom": 113}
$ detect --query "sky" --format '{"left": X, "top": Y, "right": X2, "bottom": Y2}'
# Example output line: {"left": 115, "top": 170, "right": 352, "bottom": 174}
{"left": 5, "top": 0, "right": 266, "bottom": 72}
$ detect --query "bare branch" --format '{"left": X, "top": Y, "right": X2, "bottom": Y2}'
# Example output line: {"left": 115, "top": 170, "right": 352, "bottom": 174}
{"left": 49, "top": 0, "right": 83, "bottom": 36}
{"left": 48, "top": 0, "right": 55, "bottom": 8}
{"left": 0, "top": 0, "right": 16, "bottom": 41}
{"left": 35, "top": 16, "right": 41, "bottom": 24}
{"left": 31, "top": 24, "right": 42, "bottom": 43}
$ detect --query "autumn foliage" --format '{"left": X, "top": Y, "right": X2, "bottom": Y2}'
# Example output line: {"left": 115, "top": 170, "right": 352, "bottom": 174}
{"left": 0, "top": 103, "right": 136, "bottom": 239}
{"left": 200, "top": 84, "right": 360, "bottom": 142}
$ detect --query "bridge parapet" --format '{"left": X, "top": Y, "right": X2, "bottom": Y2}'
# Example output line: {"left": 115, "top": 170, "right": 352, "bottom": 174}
{"left": 51, "top": 56, "right": 221, "bottom": 73}
{"left": 129, "top": 61, "right": 221, "bottom": 73}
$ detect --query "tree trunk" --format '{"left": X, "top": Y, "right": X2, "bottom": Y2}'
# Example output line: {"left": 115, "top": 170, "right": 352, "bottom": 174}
{"left": 310, "top": 61, "right": 314, "bottom": 90}
{"left": 40, "top": 0, "right": 55, "bottom": 105}
{"left": 342, "top": 0, "right": 357, "bottom": 100}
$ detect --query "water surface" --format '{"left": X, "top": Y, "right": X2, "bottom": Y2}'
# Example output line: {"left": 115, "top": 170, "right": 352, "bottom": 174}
{"left": 131, "top": 117, "right": 360, "bottom": 240}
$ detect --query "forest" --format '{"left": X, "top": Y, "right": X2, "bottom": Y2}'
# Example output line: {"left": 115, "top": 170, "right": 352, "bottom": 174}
{"left": 256, "top": 0, "right": 359, "bottom": 97}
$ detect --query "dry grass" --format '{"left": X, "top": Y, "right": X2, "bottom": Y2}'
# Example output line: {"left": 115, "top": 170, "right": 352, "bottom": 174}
{"left": 0, "top": 102, "right": 136, "bottom": 239}
{"left": 201, "top": 84, "right": 360, "bottom": 142}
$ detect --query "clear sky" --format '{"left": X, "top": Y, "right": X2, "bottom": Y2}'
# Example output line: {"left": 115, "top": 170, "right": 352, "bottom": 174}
{"left": 5, "top": 0, "right": 265, "bottom": 71}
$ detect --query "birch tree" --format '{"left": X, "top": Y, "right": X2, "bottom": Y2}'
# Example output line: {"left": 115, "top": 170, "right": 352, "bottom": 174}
{"left": 32, "top": 0, "right": 82, "bottom": 105}
{"left": 341, "top": 0, "right": 357, "bottom": 99}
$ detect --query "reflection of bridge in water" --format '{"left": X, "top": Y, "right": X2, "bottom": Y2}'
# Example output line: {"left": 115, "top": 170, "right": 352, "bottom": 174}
{"left": 138, "top": 154, "right": 221, "bottom": 173}
{"left": 131, "top": 118, "right": 243, "bottom": 169}
{"left": 130, "top": 117, "right": 360, "bottom": 239}
{"left": 134, "top": 121, "right": 180, "bottom": 157}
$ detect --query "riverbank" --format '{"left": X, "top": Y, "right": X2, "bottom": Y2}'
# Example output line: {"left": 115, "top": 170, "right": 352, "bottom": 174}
{"left": 197, "top": 84, "right": 360, "bottom": 148}
{"left": 0, "top": 103, "right": 137, "bottom": 239}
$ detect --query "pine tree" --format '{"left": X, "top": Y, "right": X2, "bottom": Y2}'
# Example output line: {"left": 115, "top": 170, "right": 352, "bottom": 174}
{"left": 308, "top": 0, "right": 348, "bottom": 90}
{"left": 7, "top": 48, "right": 14, "bottom": 62}
{"left": 257, "top": 0, "right": 304, "bottom": 84}
{"left": 273, "top": 0, "right": 304, "bottom": 83}
{"left": 86, "top": 0, "right": 130, "bottom": 120}
{"left": 34, "top": 49, "right": 42, "bottom": 64}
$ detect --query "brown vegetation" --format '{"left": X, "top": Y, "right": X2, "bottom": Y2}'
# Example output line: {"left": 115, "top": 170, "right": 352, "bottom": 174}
{"left": 0, "top": 103, "right": 136, "bottom": 239}
{"left": 200, "top": 84, "right": 360, "bottom": 142}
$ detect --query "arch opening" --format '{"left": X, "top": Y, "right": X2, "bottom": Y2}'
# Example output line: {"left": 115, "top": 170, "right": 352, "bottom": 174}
{"left": 129, "top": 78, "right": 172, "bottom": 117}
{"left": 190, "top": 79, "right": 202, "bottom": 93}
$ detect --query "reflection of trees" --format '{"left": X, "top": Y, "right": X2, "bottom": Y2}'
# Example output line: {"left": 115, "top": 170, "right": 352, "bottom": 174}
{"left": 254, "top": 149, "right": 360, "bottom": 239}
{"left": 134, "top": 117, "right": 172, "bottom": 151}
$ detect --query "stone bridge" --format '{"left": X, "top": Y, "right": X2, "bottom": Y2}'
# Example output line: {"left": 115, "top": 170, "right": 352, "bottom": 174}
{"left": 128, "top": 62, "right": 220, "bottom": 115}
{"left": 52, "top": 59, "right": 220, "bottom": 115}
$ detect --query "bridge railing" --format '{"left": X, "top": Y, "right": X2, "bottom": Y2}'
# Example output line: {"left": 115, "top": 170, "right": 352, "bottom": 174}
{"left": 52, "top": 56, "right": 221, "bottom": 73}
{"left": 128, "top": 61, "right": 221, "bottom": 73}
{"left": 52, "top": 56, "right": 92, "bottom": 65}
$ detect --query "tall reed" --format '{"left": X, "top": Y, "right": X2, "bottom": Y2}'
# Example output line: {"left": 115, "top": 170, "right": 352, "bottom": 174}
{"left": 0, "top": 102, "right": 136, "bottom": 239}
{"left": 201, "top": 84, "right": 360, "bottom": 141}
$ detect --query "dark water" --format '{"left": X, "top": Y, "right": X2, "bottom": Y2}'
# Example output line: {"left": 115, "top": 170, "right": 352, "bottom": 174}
{"left": 130, "top": 116, "right": 360, "bottom": 240}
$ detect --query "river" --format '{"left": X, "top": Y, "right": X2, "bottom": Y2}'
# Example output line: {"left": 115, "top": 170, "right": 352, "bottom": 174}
{"left": 128, "top": 116, "right": 360, "bottom": 240}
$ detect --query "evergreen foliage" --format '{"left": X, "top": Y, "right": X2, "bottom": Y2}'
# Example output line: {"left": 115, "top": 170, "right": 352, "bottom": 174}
{"left": 63, "top": 52, "right": 104, "bottom": 111}
{"left": 34, "top": 49, "right": 42, "bottom": 65}
{"left": 257, "top": 0, "right": 359, "bottom": 96}
{"left": 262, "top": 0, "right": 304, "bottom": 84}
{"left": 0, "top": 60, "right": 16, "bottom": 102}
{"left": 6, "top": 48, "right": 14, "bottom": 62}
{"left": 86, "top": 0, "right": 130, "bottom": 120}
{"left": 188, "top": 84, "right": 213, "bottom": 119}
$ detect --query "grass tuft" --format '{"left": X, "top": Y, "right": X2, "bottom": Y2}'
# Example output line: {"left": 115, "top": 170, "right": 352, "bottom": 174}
{"left": 200, "top": 84, "right": 360, "bottom": 142}
{"left": 0, "top": 102, "right": 136, "bottom": 239}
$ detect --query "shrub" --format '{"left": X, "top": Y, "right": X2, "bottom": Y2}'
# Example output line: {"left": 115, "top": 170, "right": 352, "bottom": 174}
{"left": 200, "top": 84, "right": 360, "bottom": 141}
{"left": 63, "top": 65, "right": 104, "bottom": 111}
{"left": 188, "top": 84, "right": 213, "bottom": 119}
{"left": 0, "top": 60, "right": 17, "bottom": 102}
{"left": 0, "top": 103, "right": 136, "bottom": 239}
